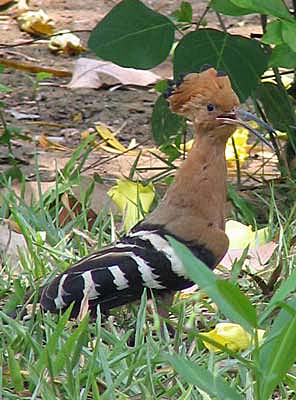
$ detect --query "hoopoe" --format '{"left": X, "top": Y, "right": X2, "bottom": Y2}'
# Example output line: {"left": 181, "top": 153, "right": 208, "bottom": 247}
{"left": 40, "top": 66, "right": 273, "bottom": 318}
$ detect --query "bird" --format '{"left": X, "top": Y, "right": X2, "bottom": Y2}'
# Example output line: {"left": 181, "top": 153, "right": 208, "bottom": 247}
{"left": 40, "top": 66, "right": 274, "bottom": 319}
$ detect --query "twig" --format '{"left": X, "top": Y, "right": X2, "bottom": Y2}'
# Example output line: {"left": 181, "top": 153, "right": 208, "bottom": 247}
{"left": 0, "top": 29, "right": 92, "bottom": 49}
{"left": 195, "top": 6, "right": 210, "bottom": 30}
{"left": 80, "top": 138, "right": 150, "bottom": 174}
{"left": 0, "top": 56, "right": 71, "bottom": 77}
{"left": 215, "top": 11, "right": 227, "bottom": 32}
{"left": 231, "top": 136, "right": 241, "bottom": 187}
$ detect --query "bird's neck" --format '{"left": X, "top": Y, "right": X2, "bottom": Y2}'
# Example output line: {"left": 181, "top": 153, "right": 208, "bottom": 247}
{"left": 147, "top": 125, "right": 232, "bottom": 230}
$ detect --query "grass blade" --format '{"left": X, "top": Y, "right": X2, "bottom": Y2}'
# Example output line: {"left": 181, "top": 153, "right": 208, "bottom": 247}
{"left": 168, "top": 237, "right": 258, "bottom": 333}
{"left": 166, "top": 354, "right": 243, "bottom": 400}
{"left": 258, "top": 298, "right": 296, "bottom": 400}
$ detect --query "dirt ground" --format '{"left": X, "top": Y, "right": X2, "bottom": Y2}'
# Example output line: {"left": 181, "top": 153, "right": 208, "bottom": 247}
{"left": 0, "top": 0, "right": 273, "bottom": 184}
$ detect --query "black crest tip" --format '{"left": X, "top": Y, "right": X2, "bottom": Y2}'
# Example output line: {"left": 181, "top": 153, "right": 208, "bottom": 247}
{"left": 175, "top": 72, "right": 186, "bottom": 88}
{"left": 199, "top": 64, "right": 213, "bottom": 73}
{"left": 217, "top": 70, "right": 227, "bottom": 77}
{"left": 163, "top": 86, "right": 174, "bottom": 99}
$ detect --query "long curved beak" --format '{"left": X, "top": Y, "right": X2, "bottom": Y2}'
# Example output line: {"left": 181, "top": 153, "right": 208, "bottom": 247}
{"left": 217, "top": 109, "right": 275, "bottom": 150}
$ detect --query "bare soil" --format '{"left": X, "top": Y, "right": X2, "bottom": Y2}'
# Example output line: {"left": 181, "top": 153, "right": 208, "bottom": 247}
{"left": 0, "top": 0, "right": 267, "bottom": 182}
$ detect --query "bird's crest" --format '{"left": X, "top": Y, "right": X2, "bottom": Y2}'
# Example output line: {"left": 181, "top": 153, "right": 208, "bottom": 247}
{"left": 166, "top": 66, "right": 239, "bottom": 116}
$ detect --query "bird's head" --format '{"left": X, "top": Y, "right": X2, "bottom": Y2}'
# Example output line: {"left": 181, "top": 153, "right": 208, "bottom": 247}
{"left": 166, "top": 66, "right": 274, "bottom": 148}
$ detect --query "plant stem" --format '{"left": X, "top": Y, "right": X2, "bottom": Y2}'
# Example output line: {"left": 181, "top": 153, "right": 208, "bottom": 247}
{"left": 231, "top": 136, "right": 241, "bottom": 187}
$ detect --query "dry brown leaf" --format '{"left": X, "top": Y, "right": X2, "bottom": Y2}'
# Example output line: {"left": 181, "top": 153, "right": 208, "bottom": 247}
{"left": 0, "top": 57, "right": 71, "bottom": 78}
{"left": 59, "top": 192, "right": 98, "bottom": 229}
{"left": 71, "top": 176, "right": 118, "bottom": 216}
{"left": 38, "top": 135, "right": 70, "bottom": 151}
{"left": 2, "top": 218, "right": 22, "bottom": 234}
{"left": 67, "top": 57, "right": 160, "bottom": 89}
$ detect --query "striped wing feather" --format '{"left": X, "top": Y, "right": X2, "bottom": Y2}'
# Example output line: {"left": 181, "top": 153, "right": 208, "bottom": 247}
{"left": 40, "top": 225, "right": 215, "bottom": 317}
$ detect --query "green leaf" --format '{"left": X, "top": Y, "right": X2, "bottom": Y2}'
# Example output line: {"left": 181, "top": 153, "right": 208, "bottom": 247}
{"left": 258, "top": 298, "right": 296, "bottom": 400}
{"left": 36, "top": 71, "right": 53, "bottom": 82}
{"left": 168, "top": 237, "right": 258, "bottom": 333}
{"left": 262, "top": 21, "right": 283, "bottom": 45}
{"left": 7, "top": 346, "right": 24, "bottom": 391}
{"left": 165, "top": 354, "right": 243, "bottom": 400}
{"left": 173, "top": 29, "right": 269, "bottom": 102}
{"left": 259, "top": 269, "right": 296, "bottom": 323}
{"left": 269, "top": 44, "right": 296, "bottom": 68}
{"left": 54, "top": 315, "right": 89, "bottom": 374}
{"left": 0, "top": 82, "right": 11, "bottom": 93}
{"left": 230, "top": 0, "right": 292, "bottom": 20}
{"left": 172, "top": 1, "right": 193, "bottom": 23}
{"left": 281, "top": 20, "right": 296, "bottom": 52}
{"left": 88, "top": 0, "right": 175, "bottom": 69}
{"left": 210, "top": 0, "right": 254, "bottom": 16}
{"left": 36, "top": 306, "right": 73, "bottom": 371}
{"left": 151, "top": 95, "right": 183, "bottom": 145}
{"left": 255, "top": 82, "right": 295, "bottom": 132}
{"left": 227, "top": 184, "right": 256, "bottom": 225}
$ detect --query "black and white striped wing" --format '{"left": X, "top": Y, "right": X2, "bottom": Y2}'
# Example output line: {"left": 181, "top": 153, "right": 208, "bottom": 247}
{"left": 40, "top": 224, "right": 215, "bottom": 316}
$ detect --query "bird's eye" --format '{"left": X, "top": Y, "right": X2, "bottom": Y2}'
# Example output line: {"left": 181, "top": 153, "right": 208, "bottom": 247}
{"left": 207, "top": 103, "right": 215, "bottom": 112}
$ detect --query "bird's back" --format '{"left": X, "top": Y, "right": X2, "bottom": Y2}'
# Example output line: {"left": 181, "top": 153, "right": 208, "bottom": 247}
{"left": 41, "top": 222, "right": 216, "bottom": 317}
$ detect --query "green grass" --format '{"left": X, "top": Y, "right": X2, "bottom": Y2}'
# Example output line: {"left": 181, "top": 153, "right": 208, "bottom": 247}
{"left": 0, "top": 141, "right": 296, "bottom": 399}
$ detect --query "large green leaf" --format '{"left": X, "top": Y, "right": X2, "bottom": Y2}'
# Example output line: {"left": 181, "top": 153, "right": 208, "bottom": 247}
{"left": 166, "top": 354, "right": 243, "bottom": 400}
{"left": 258, "top": 298, "right": 296, "bottom": 400}
{"left": 173, "top": 29, "right": 269, "bottom": 102}
{"left": 168, "top": 237, "right": 258, "bottom": 333}
{"left": 281, "top": 20, "right": 296, "bottom": 52}
{"left": 210, "top": 0, "right": 254, "bottom": 16}
{"left": 151, "top": 95, "right": 183, "bottom": 145}
{"left": 262, "top": 21, "right": 283, "bottom": 46}
{"left": 255, "top": 82, "right": 295, "bottom": 132}
{"left": 88, "top": 0, "right": 175, "bottom": 69}
{"left": 230, "top": 0, "right": 292, "bottom": 20}
{"left": 269, "top": 44, "right": 296, "bottom": 68}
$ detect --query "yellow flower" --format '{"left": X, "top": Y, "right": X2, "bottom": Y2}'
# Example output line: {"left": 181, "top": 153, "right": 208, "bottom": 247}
{"left": 225, "top": 126, "right": 250, "bottom": 165}
{"left": 108, "top": 179, "right": 155, "bottom": 232}
{"left": 201, "top": 323, "right": 265, "bottom": 352}
{"left": 225, "top": 220, "right": 268, "bottom": 250}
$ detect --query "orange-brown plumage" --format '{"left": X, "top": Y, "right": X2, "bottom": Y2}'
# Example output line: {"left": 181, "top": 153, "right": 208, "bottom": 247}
{"left": 147, "top": 67, "right": 240, "bottom": 265}
{"left": 40, "top": 66, "right": 271, "bottom": 318}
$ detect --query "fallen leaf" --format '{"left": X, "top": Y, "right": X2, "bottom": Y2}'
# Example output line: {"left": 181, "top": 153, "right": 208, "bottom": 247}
{"left": 0, "top": 57, "right": 71, "bottom": 78}
{"left": 67, "top": 57, "right": 160, "bottom": 89}
{"left": 38, "top": 135, "right": 70, "bottom": 151}
{"left": 108, "top": 179, "right": 155, "bottom": 232}
{"left": 2, "top": 218, "right": 22, "bottom": 234}
{"left": 48, "top": 30, "right": 85, "bottom": 56}
{"left": 219, "top": 220, "right": 277, "bottom": 272}
{"left": 72, "top": 112, "right": 83, "bottom": 123}
{"left": 201, "top": 323, "right": 265, "bottom": 352}
{"left": 17, "top": 9, "right": 55, "bottom": 36}
{"left": 7, "top": 108, "right": 39, "bottom": 120}
{"left": 71, "top": 176, "right": 118, "bottom": 216}
{"left": 220, "top": 241, "right": 278, "bottom": 272}
{"left": 95, "top": 125, "right": 127, "bottom": 153}
{"left": 59, "top": 193, "right": 97, "bottom": 229}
